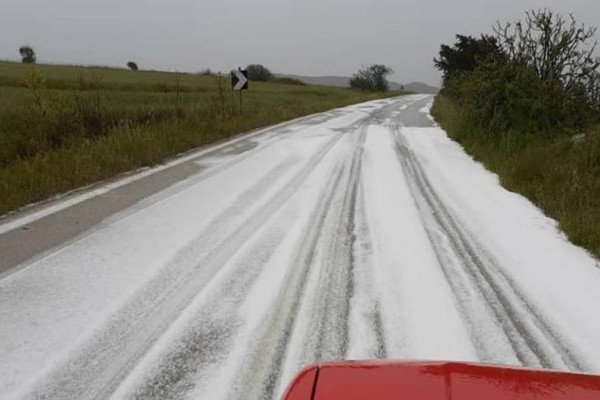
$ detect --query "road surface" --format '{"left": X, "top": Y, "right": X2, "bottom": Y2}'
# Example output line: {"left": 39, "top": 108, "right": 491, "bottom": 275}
{"left": 2, "top": 95, "right": 600, "bottom": 400}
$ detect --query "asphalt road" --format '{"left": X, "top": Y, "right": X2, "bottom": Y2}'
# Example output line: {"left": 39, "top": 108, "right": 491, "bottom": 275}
{"left": 2, "top": 95, "right": 600, "bottom": 400}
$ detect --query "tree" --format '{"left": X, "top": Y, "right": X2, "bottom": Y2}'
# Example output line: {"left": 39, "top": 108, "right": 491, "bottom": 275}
{"left": 350, "top": 64, "right": 393, "bottom": 92}
{"left": 19, "top": 46, "right": 36, "bottom": 64}
{"left": 246, "top": 64, "right": 274, "bottom": 81}
{"left": 127, "top": 61, "right": 138, "bottom": 71}
{"left": 494, "top": 9, "right": 600, "bottom": 96}
{"left": 434, "top": 35, "right": 501, "bottom": 83}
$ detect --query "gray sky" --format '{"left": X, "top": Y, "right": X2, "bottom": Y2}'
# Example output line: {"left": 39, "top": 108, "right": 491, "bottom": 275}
{"left": 1, "top": 0, "right": 599, "bottom": 86}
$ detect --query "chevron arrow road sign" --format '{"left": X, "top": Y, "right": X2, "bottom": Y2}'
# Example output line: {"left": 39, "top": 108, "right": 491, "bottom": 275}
{"left": 231, "top": 69, "right": 249, "bottom": 91}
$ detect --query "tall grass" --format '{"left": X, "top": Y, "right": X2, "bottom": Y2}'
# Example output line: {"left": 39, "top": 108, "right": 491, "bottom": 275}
{"left": 0, "top": 61, "right": 403, "bottom": 216}
{"left": 432, "top": 95, "right": 600, "bottom": 259}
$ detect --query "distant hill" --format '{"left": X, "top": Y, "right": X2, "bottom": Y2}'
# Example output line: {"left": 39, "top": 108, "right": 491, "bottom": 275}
{"left": 276, "top": 75, "right": 351, "bottom": 87}
{"left": 401, "top": 82, "right": 439, "bottom": 94}
{"left": 276, "top": 74, "right": 439, "bottom": 94}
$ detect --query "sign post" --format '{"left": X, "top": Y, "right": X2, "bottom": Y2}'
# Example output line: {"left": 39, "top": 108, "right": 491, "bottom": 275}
{"left": 231, "top": 68, "right": 249, "bottom": 114}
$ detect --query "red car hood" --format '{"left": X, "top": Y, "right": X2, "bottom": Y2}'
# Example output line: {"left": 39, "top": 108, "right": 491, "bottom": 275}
{"left": 282, "top": 361, "right": 600, "bottom": 400}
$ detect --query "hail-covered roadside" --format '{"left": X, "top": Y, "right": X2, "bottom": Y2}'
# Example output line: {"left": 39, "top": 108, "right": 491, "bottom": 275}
{"left": 2, "top": 95, "right": 600, "bottom": 400}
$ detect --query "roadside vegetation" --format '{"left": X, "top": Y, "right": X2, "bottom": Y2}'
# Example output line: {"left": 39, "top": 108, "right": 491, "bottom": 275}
{"left": 0, "top": 60, "right": 403, "bottom": 216}
{"left": 432, "top": 9, "right": 600, "bottom": 258}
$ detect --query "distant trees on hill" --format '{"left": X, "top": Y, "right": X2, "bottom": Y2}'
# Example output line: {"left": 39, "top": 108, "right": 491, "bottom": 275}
{"left": 199, "top": 68, "right": 214, "bottom": 76}
{"left": 127, "top": 61, "right": 138, "bottom": 71}
{"left": 19, "top": 46, "right": 36, "bottom": 64}
{"left": 350, "top": 64, "right": 393, "bottom": 92}
{"left": 247, "top": 64, "right": 274, "bottom": 81}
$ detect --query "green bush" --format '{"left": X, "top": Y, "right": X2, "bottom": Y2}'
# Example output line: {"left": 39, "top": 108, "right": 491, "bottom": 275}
{"left": 437, "top": 10, "right": 600, "bottom": 138}
{"left": 447, "top": 61, "right": 569, "bottom": 135}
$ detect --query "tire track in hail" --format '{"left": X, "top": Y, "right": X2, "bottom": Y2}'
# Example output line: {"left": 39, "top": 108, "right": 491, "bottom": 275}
{"left": 126, "top": 224, "right": 293, "bottom": 400}
{"left": 291, "top": 108, "right": 398, "bottom": 370}
{"left": 390, "top": 122, "right": 590, "bottom": 372}
{"left": 313, "top": 124, "right": 365, "bottom": 361}
{"left": 225, "top": 130, "right": 370, "bottom": 400}
{"left": 24, "top": 133, "right": 345, "bottom": 400}
{"left": 348, "top": 176, "right": 387, "bottom": 360}
{"left": 225, "top": 100, "right": 411, "bottom": 400}
{"left": 125, "top": 114, "right": 401, "bottom": 399}
{"left": 231, "top": 167, "right": 346, "bottom": 400}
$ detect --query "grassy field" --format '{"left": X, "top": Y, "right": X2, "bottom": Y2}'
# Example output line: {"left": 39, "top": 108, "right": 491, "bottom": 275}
{"left": 0, "top": 61, "right": 404, "bottom": 216}
{"left": 432, "top": 95, "right": 600, "bottom": 259}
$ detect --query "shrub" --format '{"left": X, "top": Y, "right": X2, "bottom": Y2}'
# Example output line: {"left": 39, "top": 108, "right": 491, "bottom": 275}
{"left": 246, "top": 64, "right": 274, "bottom": 81}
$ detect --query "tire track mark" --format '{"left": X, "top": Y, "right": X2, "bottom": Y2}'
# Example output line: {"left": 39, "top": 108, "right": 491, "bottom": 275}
{"left": 224, "top": 110, "right": 391, "bottom": 399}
{"left": 228, "top": 162, "right": 347, "bottom": 400}
{"left": 314, "top": 125, "right": 366, "bottom": 361}
{"left": 127, "top": 226, "right": 291, "bottom": 400}
{"left": 347, "top": 176, "right": 388, "bottom": 360}
{"left": 391, "top": 123, "right": 590, "bottom": 372}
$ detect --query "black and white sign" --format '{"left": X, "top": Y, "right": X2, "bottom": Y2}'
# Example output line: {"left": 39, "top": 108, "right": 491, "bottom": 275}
{"left": 231, "top": 69, "right": 249, "bottom": 91}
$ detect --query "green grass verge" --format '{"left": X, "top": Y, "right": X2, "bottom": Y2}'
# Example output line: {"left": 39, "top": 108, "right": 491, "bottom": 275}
{"left": 0, "top": 61, "right": 404, "bottom": 216}
{"left": 431, "top": 95, "right": 600, "bottom": 259}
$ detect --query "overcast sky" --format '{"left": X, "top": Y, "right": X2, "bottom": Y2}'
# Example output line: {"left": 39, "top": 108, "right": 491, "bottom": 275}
{"left": 1, "top": 0, "right": 599, "bottom": 86}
